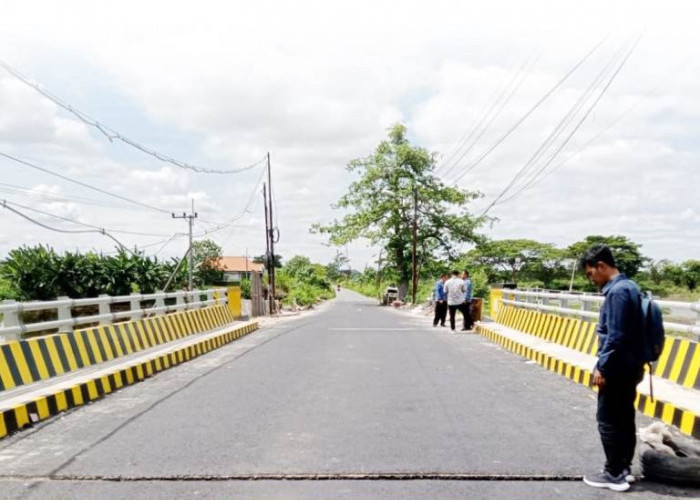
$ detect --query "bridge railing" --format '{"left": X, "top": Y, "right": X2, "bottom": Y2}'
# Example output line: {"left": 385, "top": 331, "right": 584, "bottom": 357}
{"left": 496, "top": 288, "right": 700, "bottom": 339}
{"left": 0, "top": 288, "right": 228, "bottom": 342}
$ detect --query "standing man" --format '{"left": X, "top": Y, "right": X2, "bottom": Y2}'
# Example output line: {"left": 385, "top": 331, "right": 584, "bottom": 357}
{"left": 444, "top": 270, "right": 469, "bottom": 332}
{"left": 581, "top": 244, "right": 644, "bottom": 492}
{"left": 432, "top": 273, "right": 448, "bottom": 327}
{"left": 462, "top": 270, "right": 474, "bottom": 330}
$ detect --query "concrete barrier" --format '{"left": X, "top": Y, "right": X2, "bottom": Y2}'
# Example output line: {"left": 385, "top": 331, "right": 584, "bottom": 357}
{"left": 0, "top": 305, "right": 236, "bottom": 392}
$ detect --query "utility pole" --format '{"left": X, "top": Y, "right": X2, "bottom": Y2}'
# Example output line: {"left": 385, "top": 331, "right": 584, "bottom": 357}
{"left": 172, "top": 199, "right": 198, "bottom": 290}
{"left": 263, "top": 183, "right": 272, "bottom": 313}
{"left": 411, "top": 186, "right": 418, "bottom": 304}
{"left": 267, "top": 152, "right": 277, "bottom": 313}
{"left": 376, "top": 248, "right": 383, "bottom": 303}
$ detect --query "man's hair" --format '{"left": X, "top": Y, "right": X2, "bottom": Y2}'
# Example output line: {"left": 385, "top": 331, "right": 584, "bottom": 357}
{"left": 451, "top": 270, "right": 460, "bottom": 276}
{"left": 441, "top": 273, "right": 449, "bottom": 278}
{"left": 463, "top": 270, "right": 470, "bottom": 277}
{"left": 579, "top": 244, "right": 616, "bottom": 270}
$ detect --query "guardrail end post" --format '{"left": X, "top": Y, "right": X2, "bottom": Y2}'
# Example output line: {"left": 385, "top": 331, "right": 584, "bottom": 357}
{"left": 56, "top": 296, "right": 73, "bottom": 334}
{"left": 1, "top": 299, "right": 21, "bottom": 342}
{"left": 129, "top": 293, "right": 143, "bottom": 321}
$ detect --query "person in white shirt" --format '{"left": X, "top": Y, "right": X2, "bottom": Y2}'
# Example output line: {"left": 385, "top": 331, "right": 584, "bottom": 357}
{"left": 443, "top": 270, "right": 470, "bottom": 331}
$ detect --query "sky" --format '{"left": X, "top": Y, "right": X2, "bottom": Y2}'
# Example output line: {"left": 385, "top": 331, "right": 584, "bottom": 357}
{"left": 0, "top": 0, "right": 698, "bottom": 271}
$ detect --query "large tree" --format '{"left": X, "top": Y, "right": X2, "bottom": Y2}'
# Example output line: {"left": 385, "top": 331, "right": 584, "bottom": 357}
{"left": 313, "top": 124, "right": 486, "bottom": 299}
{"left": 567, "top": 235, "right": 646, "bottom": 278}
{"left": 468, "top": 239, "right": 558, "bottom": 284}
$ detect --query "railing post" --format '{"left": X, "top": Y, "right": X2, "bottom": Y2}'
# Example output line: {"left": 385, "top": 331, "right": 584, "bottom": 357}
{"left": 155, "top": 293, "right": 166, "bottom": 316}
{"left": 175, "top": 292, "right": 185, "bottom": 311}
{"left": 56, "top": 296, "right": 72, "bottom": 334}
{"left": 98, "top": 294, "right": 111, "bottom": 325}
{"left": 130, "top": 293, "right": 143, "bottom": 321}
{"left": 206, "top": 289, "right": 214, "bottom": 306}
{"left": 1, "top": 300, "right": 21, "bottom": 342}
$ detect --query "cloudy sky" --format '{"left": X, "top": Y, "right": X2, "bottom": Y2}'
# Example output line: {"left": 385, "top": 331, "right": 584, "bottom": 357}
{"left": 1, "top": 0, "right": 698, "bottom": 270}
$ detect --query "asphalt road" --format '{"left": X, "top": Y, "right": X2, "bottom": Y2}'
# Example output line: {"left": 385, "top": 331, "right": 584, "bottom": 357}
{"left": 0, "top": 290, "right": 696, "bottom": 499}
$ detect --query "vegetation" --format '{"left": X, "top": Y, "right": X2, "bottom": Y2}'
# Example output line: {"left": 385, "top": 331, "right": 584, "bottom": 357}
{"left": 275, "top": 255, "right": 334, "bottom": 307}
{"left": 313, "top": 124, "right": 486, "bottom": 301}
{"left": 0, "top": 239, "right": 226, "bottom": 301}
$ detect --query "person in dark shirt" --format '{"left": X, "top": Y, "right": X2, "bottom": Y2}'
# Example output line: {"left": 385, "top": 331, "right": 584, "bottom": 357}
{"left": 580, "top": 244, "right": 644, "bottom": 492}
{"left": 432, "top": 273, "right": 448, "bottom": 327}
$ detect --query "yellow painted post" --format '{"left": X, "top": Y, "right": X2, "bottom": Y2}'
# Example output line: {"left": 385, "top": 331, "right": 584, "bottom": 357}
{"left": 490, "top": 289, "right": 503, "bottom": 319}
{"left": 227, "top": 286, "right": 242, "bottom": 318}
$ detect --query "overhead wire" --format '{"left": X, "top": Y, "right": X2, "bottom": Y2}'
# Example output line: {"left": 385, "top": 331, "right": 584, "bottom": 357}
{"left": 0, "top": 182, "right": 145, "bottom": 211}
{"left": 438, "top": 52, "right": 538, "bottom": 181}
{"left": 480, "top": 36, "right": 642, "bottom": 214}
{"left": 1, "top": 200, "right": 135, "bottom": 254}
{"left": 1, "top": 199, "right": 173, "bottom": 237}
{"left": 450, "top": 37, "right": 607, "bottom": 186}
{"left": 0, "top": 151, "right": 173, "bottom": 214}
{"left": 478, "top": 43, "right": 626, "bottom": 210}
{"left": 0, "top": 60, "right": 267, "bottom": 175}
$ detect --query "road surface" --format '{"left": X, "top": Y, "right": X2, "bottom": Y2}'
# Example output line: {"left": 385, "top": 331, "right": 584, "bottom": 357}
{"left": 0, "top": 290, "right": 696, "bottom": 499}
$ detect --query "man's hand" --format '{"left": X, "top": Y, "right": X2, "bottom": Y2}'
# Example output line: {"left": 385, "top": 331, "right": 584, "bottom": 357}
{"left": 593, "top": 369, "right": 606, "bottom": 388}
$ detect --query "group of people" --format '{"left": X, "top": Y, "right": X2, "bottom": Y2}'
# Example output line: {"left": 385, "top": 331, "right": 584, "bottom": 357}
{"left": 432, "top": 270, "right": 474, "bottom": 331}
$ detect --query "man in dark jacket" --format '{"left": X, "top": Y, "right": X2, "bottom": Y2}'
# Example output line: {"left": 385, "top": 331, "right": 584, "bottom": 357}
{"left": 581, "top": 244, "right": 644, "bottom": 492}
{"left": 432, "top": 273, "right": 448, "bottom": 327}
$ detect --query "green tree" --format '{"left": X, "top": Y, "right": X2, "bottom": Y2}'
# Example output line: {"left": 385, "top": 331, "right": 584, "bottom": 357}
{"left": 567, "top": 235, "right": 646, "bottom": 278}
{"left": 254, "top": 254, "right": 283, "bottom": 268}
{"left": 469, "top": 239, "right": 554, "bottom": 284}
{"left": 191, "top": 239, "right": 223, "bottom": 286}
{"left": 313, "top": 124, "right": 485, "bottom": 299}
{"left": 682, "top": 260, "right": 700, "bottom": 291}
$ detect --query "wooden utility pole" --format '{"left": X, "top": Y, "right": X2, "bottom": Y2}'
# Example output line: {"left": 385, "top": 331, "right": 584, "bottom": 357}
{"left": 411, "top": 187, "right": 418, "bottom": 304}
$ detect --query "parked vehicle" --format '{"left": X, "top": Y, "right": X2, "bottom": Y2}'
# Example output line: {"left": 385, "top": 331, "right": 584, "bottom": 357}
{"left": 382, "top": 286, "right": 399, "bottom": 306}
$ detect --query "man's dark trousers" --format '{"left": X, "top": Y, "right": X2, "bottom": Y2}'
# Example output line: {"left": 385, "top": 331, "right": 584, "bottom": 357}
{"left": 433, "top": 301, "right": 447, "bottom": 326}
{"left": 597, "top": 367, "right": 644, "bottom": 475}
{"left": 448, "top": 303, "right": 468, "bottom": 330}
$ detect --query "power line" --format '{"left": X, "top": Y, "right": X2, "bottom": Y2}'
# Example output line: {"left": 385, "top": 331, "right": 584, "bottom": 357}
{"left": 438, "top": 52, "right": 538, "bottom": 180}
{"left": 3, "top": 199, "right": 173, "bottom": 237}
{"left": 1, "top": 200, "right": 135, "bottom": 254}
{"left": 0, "top": 60, "right": 267, "bottom": 175}
{"left": 479, "top": 43, "right": 626, "bottom": 210}
{"left": 0, "top": 151, "right": 173, "bottom": 214}
{"left": 0, "top": 181, "right": 144, "bottom": 211}
{"left": 450, "top": 37, "right": 607, "bottom": 186}
{"left": 480, "top": 36, "right": 641, "bottom": 214}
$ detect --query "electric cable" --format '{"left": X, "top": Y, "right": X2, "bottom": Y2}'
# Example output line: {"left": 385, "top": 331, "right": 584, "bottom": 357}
{"left": 450, "top": 37, "right": 607, "bottom": 186}
{"left": 0, "top": 60, "right": 267, "bottom": 175}
{"left": 1, "top": 200, "right": 135, "bottom": 254}
{"left": 480, "top": 36, "right": 641, "bottom": 215}
{"left": 439, "top": 52, "right": 538, "bottom": 181}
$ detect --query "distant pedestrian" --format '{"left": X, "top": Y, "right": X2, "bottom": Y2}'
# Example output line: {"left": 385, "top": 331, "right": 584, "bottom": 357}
{"left": 432, "top": 273, "right": 448, "bottom": 327}
{"left": 581, "top": 245, "right": 645, "bottom": 492}
{"left": 444, "top": 270, "right": 469, "bottom": 332}
{"left": 461, "top": 270, "right": 474, "bottom": 330}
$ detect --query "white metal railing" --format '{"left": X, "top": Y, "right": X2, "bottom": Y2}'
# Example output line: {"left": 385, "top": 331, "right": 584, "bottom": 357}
{"left": 0, "top": 288, "right": 228, "bottom": 342}
{"left": 499, "top": 288, "right": 700, "bottom": 339}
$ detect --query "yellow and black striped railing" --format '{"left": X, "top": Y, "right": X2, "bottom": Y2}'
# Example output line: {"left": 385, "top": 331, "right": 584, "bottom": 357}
{"left": 494, "top": 305, "right": 699, "bottom": 390}
{"left": 0, "top": 305, "right": 235, "bottom": 392}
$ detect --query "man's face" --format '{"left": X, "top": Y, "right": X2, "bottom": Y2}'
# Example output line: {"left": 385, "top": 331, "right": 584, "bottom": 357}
{"left": 584, "top": 263, "right": 607, "bottom": 288}
{"left": 462, "top": 272, "right": 469, "bottom": 280}
{"left": 441, "top": 275, "right": 448, "bottom": 282}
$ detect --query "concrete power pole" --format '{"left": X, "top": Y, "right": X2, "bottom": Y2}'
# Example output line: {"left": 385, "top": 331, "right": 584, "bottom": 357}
{"left": 267, "top": 153, "right": 277, "bottom": 313}
{"left": 172, "top": 199, "right": 198, "bottom": 290}
{"left": 411, "top": 187, "right": 418, "bottom": 304}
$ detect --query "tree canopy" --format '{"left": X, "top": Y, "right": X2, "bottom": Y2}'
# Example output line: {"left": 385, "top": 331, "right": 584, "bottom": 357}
{"left": 313, "top": 124, "right": 486, "bottom": 297}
